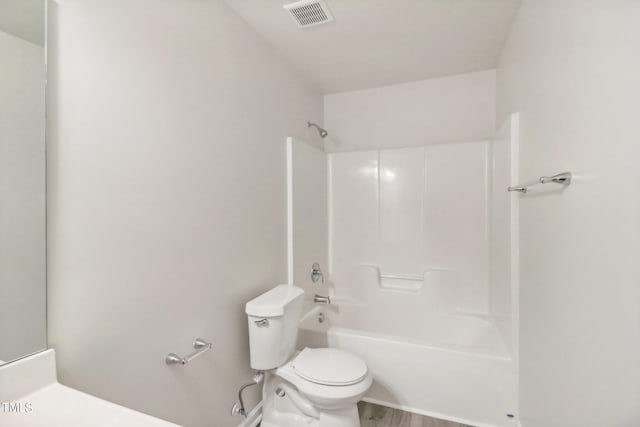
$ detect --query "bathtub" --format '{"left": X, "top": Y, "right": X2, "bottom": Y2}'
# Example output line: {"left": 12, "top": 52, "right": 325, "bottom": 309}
{"left": 297, "top": 304, "right": 517, "bottom": 427}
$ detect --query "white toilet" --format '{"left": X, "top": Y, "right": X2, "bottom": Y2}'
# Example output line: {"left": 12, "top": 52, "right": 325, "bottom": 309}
{"left": 246, "top": 285, "right": 372, "bottom": 427}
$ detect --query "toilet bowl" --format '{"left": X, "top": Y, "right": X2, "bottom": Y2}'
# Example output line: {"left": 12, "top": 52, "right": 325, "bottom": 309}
{"left": 277, "top": 348, "right": 372, "bottom": 410}
{"left": 261, "top": 348, "right": 372, "bottom": 427}
{"left": 246, "top": 285, "right": 372, "bottom": 427}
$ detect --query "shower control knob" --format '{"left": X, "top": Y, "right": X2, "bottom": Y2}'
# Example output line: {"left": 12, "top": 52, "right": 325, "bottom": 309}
{"left": 311, "top": 262, "right": 324, "bottom": 283}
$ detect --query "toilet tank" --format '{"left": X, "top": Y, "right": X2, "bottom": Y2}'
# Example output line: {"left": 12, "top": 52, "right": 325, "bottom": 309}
{"left": 245, "top": 285, "right": 305, "bottom": 370}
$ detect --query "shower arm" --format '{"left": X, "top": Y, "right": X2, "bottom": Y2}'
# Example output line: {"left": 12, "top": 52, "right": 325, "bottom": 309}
{"left": 307, "top": 121, "right": 328, "bottom": 138}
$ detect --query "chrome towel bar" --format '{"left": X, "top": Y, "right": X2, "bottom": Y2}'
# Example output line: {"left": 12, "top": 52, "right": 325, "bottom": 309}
{"left": 539, "top": 172, "right": 572, "bottom": 185}
{"left": 507, "top": 186, "right": 527, "bottom": 194}
{"left": 508, "top": 171, "right": 572, "bottom": 194}
{"left": 166, "top": 338, "right": 212, "bottom": 365}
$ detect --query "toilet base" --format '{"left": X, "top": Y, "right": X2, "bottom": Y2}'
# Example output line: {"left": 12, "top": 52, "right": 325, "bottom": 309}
{"left": 319, "top": 406, "right": 360, "bottom": 427}
{"left": 261, "top": 373, "right": 361, "bottom": 427}
{"left": 261, "top": 406, "right": 360, "bottom": 427}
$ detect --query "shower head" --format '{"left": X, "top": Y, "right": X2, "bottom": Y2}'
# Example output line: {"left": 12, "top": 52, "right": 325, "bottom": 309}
{"left": 307, "top": 121, "right": 328, "bottom": 138}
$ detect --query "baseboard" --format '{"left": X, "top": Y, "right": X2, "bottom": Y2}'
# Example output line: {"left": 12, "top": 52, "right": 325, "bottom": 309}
{"left": 236, "top": 401, "right": 262, "bottom": 427}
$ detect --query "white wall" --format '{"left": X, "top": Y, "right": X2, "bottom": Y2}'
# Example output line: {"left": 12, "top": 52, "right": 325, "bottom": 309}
{"left": 497, "top": 1, "right": 640, "bottom": 426}
{"left": 289, "top": 139, "right": 328, "bottom": 296}
{"left": 329, "top": 141, "right": 490, "bottom": 315}
{"left": 324, "top": 70, "right": 496, "bottom": 152}
{"left": 46, "top": 1, "right": 322, "bottom": 426}
{"left": 0, "top": 30, "right": 46, "bottom": 364}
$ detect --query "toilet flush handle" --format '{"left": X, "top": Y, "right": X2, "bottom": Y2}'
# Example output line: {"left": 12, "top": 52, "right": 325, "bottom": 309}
{"left": 254, "top": 318, "right": 269, "bottom": 327}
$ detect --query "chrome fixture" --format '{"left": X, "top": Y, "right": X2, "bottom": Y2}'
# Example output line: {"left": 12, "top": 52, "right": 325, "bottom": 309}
{"left": 540, "top": 171, "right": 572, "bottom": 185}
{"left": 317, "top": 311, "right": 325, "bottom": 323}
{"left": 314, "top": 294, "right": 331, "bottom": 304}
{"left": 507, "top": 186, "right": 527, "bottom": 194}
{"left": 254, "top": 318, "right": 269, "bottom": 327}
{"left": 508, "top": 171, "right": 572, "bottom": 194}
{"left": 307, "top": 121, "right": 328, "bottom": 138}
{"left": 231, "top": 371, "right": 265, "bottom": 417}
{"left": 165, "top": 338, "right": 212, "bottom": 365}
{"left": 310, "top": 262, "right": 324, "bottom": 283}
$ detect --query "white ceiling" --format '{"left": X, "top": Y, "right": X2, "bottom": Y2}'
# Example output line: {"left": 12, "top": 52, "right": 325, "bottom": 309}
{"left": 0, "top": 0, "right": 45, "bottom": 46}
{"left": 224, "top": 0, "right": 521, "bottom": 94}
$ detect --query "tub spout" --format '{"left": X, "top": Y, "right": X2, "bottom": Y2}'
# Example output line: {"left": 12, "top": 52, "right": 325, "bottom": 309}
{"left": 314, "top": 294, "right": 331, "bottom": 304}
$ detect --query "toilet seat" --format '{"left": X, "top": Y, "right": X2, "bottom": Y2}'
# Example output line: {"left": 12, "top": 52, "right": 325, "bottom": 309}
{"left": 275, "top": 347, "right": 373, "bottom": 410}
{"left": 292, "top": 348, "right": 368, "bottom": 386}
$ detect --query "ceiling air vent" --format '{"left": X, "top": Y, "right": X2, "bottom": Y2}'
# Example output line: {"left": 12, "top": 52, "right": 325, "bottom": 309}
{"left": 283, "top": 0, "right": 334, "bottom": 28}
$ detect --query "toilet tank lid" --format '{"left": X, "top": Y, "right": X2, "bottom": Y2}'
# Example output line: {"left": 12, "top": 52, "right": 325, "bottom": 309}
{"left": 245, "top": 285, "right": 304, "bottom": 317}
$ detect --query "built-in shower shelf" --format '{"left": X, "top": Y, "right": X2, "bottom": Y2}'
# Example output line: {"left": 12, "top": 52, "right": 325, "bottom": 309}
{"left": 359, "top": 265, "right": 459, "bottom": 295}
{"left": 379, "top": 273, "right": 423, "bottom": 281}
{"left": 379, "top": 272, "right": 423, "bottom": 292}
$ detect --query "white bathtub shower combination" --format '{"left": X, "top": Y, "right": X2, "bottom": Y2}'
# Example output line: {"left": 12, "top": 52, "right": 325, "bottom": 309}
{"left": 298, "top": 303, "right": 515, "bottom": 427}
{"left": 289, "top": 119, "right": 519, "bottom": 427}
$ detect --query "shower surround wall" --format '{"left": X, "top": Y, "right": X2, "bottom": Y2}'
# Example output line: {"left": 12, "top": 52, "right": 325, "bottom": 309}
{"left": 46, "top": 1, "right": 322, "bottom": 426}
{"left": 320, "top": 140, "right": 517, "bottom": 426}
{"left": 329, "top": 142, "right": 491, "bottom": 315}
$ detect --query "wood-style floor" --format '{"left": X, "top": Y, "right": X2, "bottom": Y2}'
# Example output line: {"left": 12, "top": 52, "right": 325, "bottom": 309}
{"left": 359, "top": 402, "right": 473, "bottom": 427}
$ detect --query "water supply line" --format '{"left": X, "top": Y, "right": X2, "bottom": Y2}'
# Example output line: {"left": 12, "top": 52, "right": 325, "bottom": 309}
{"left": 231, "top": 371, "right": 264, "bottom": 417}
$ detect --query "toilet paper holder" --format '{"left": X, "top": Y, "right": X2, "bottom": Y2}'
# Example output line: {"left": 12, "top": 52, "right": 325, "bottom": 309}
{"left": 166, "top": 338, "right": 212, "bottom": 365}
